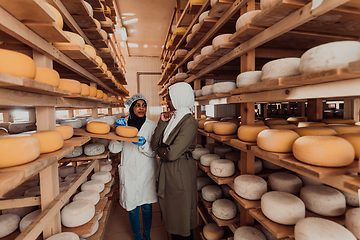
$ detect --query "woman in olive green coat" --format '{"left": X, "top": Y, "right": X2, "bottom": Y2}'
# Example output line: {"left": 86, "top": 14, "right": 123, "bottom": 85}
{"left": 151, "top": 82, "right": 198, "bottom": 240}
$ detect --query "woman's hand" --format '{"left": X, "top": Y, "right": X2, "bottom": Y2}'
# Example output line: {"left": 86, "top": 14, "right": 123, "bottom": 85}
{"left": 161, "top": 111, "right": 174, "bottom": 122}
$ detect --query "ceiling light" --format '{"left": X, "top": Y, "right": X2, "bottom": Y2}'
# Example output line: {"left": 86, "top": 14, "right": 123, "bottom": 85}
{"left": 123, "top": 18, "right": 138, "bottom": 25}
{"left": 120, "top": 41, "right": 125, "bottom": 47}
{"left": 122, "top": 13, "right": 135, "bottom": 16}
{"left": 143, "top": 44, "right": 148, "bottom": 48}
{"left": 119, "top": 26, "right": 127, "bottom": 41}
{"left": 128, "top": 43, "right": 138, "bottom": 48}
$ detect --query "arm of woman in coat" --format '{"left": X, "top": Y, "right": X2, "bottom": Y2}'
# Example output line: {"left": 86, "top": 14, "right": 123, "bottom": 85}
{"left": 150, "top": 118, "right": 169, "bottom": 152}
{"left": 137, "top": 122, "right": 157, "bottom": 158}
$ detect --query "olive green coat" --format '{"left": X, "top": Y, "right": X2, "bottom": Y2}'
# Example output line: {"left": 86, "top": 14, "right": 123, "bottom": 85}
{"left": 151, "top": 114, "right": 198, "bottom": 236}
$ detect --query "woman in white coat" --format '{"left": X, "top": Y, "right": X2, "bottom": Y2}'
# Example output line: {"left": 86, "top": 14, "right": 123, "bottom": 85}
{"left": 109, "top": 93, "right": 157, "bottom": 240}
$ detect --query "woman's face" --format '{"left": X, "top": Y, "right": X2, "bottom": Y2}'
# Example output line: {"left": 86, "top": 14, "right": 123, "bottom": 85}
{"left": 133, "top": 100, "right": 147, "bottom": 117}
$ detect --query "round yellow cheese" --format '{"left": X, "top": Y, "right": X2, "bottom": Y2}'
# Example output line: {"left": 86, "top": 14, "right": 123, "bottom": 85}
{"left": 293, "top": 136, "right": 355, "bottom": 167}
{"left": 86, "top": 121, "right": 110, "bottom": 134}
{"left": 96, "top": 89, "right": 104, "bottom": 98}
{"left": 106, "top": 70, "right": 113, "bottom": 78}
{"left": 198, "top": 119, "right": 212, "bottom": 129}
{"left": 213, "top": 122, "right": 238, "bottom": 135}
{"left": 173, "top": 27, "right": 187, "bottom": 34}
{"left": 322, "top": 118, "right": 356, "bottom": 125}
{"left": 116, "top": 126, "right": 138, "bottom": 138}
{"left": 45, "top": 3, "right": 63, "bottom": 29}
{"left": 329, "top": 125, "right": 360, "bottom": 134}
{"left": 58, "top": 79, "right": 81, "bottom": 94}
{"left": 89, "top": 86, "right": 97, "bottom": 97}
{"left": 80, "top": 83, "right": 90, "bottom": 96}
{"left": 294, "top": 127, "right": 337, "bottom": 136}
{"left": 257, "top": 129, "right": 300, "bottom": 153}
{"left": 269, "top": 124, "right": 297, "bottom": 130}
{"left": 95, "top": 56, "right": 103, "bottom": 66}
{"left": 56, "top": 125, "right": 73, "bottom": 140}
{"left": 31, "top": 130, "right": 64, "bottom": 153}
{"left": 237, "top": 125, "right": 269, "bottom": 142}
{"left": 0, "top": 134, "right": 41, "bottom": 168}
{"left": 84, "top": 44, "right": 96, "bottom": 59}
{"left": 0, "top": 49, "right": 36, "bottom": 79}
{"left": 101, "top": 63, "right": 108, "bottom": 72}
{"left": 264, "top": 118, "right": 288, "bottom": 126}
{"left": 287, "top": 117, "right": 307, "bottom": 125}
{"left": 203, "top": 223, "right": 224, "bottom": 240}
{"left": 103, "top": 94, "right": 108, "bottom": 100}
{"left": 340, "top": 133, "right": 360, "bottom": 159}
{"left": 297, "top": 121, "right": 326, "bottom": 127}
{"left": 34, "top": 67, "right": 60, "bottom": 87}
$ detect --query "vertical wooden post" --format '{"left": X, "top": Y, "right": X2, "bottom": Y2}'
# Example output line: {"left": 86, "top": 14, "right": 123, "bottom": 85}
{"left": 307, "top": 99, "right": 323, "bottom": 121}
{"left": 261, "top": 103, "right": 268, "bottom": 119}
{"left": 296, "top": 102, "right": 306, "bottom": 117}
{"left": 353, "top": 99, "right": 360, "bottom": 122}
{"left": 2, "top": 111, "right": 13, "bottom": 123}
{"left": 29, "top": 108, "right": 36, "bottom": 123}
{"left": 194, "top": 79, "right": 201, "bottom": 120}
{"left": 108, "top": 107, "right": 113, "bottom": 116}
{"left": 344, "top": 99, "right": 354, "bottom": 119}
{"left": 68, "top": 109, "right": 74, "bottom": 118}
{"left": 240, "top": 103, "right": 255, "bottom": 125}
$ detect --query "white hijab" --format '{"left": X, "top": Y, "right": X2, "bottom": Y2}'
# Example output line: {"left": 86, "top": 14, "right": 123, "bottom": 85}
{"left": 163, "top": 82, "right": 194, "bottom": 143}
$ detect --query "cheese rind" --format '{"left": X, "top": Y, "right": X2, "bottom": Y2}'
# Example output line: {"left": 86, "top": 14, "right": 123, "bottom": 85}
{"left": 268, "top": 172, "right": 302, "bottom": 194}
{"left": 91, "top": 171, "right": 112, "bottom": 183}
{"left": 0, "top": 214, "right": 20, "bottom": 238}
{"left": 210, "top": 159, "right": 235, "bottom": 177}
{"left": 56, "top": 125, "right": 73, "bottom": 140}
{"left": 20, "top": 210, "right": 41, "bottom": 232}
{"left": 346, "top": 208, "right": 360, "bottom": 239}
{"left": 61, "top": 200, "right": 95, "bottom": 227}
{"left": 81, "top": 180, "right": 105, "bottom": 193}
{"left": 200, "top": 154, "right": 220, "bottom": 166}
{"left": 201, "top": 185, "right": 222, "bottom": 202}
{"left": 192, "top": 148, "right": 211, "bottom": 160}
{"left": 31, "top": 130, "right": 64, "bottom": 153}
{"left": 237, "top": 125, "right": 269, "bottom": 142}
{"left": 234, "top": 226, "right": 266, "bottom": 240}
{"left": 84, "top": 143, "right": 105, "bottom": 156}
{"left": 86, "top": 121, "right": 110, "bottom": 134}
{"left": 257, "top": 129, "right": 300, "bottom": 153}
{"left": 46, "top": 232, "right": 80, "bottom": 240}
{"left": 34, "top": 67, "right": 60, "bottom": 87}
{"left": 213, "top": 122, "right": 238, "bottom": 135}
{"left": 261, "top": 58, "right": 301, "bottom": 81}
{"left": 58, "top": 79, "right": 82, "bottom": 94}
{"left": 0, "top": 49, "right": 36, "bottom": 79}
{"left": 203, "top": 223, "right": 224, "bottom": 240}
{"left": 236, "top": 71, "right": 262, "bottom": 88}
{"left": 73, "top": 190, "right": 100, "bottom": 205}
{"left": 212, "top": 199, "right": 237, "bottom": 220}
{"left": 115, "top": 126, "right": 138, "bottom": 137}
{"left": 235, "top": 10, "right": 261, "bottom": 31}
{"left": 294, "top": 127, "right": 337, "bottom": 136}
{"left": 234, "top": 174, "right": 267, "bottom": 200}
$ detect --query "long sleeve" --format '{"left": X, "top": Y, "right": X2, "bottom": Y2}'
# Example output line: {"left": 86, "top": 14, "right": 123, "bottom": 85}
{"left": 151, "top": 118, "right": 168, "bottom": 152}
{"left": 138, "top": 121, "right": 157, "bottom": 158}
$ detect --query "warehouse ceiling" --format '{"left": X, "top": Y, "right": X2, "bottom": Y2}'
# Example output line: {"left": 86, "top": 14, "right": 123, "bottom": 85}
{"left": 115, "top": 0, "right": 176, "bottom": 57}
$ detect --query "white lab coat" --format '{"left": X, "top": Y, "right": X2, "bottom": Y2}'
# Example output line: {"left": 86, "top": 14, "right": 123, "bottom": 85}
{"left": 109, "top": 118, "right": 158, "bottom": 211}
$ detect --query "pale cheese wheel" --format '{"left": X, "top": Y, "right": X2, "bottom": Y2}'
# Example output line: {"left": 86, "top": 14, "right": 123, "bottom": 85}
{"left": 56, "top": 125, "right": 73, "bottom": 140}
{"left": 212, "top": 199, "right": 237, "bottom": 220}
{"left": 260, "top": 0, "right": 277, "bottom": 10}
{"left": 58, "top": 165, "right": 75, "bottom": 178}
{"left": 341, "top": 190, "right": 359, "bottom": 207}
{"left": 200, "top": 154, "right": 220, "bottom": 166}
{"left": 269, "top": 124, "right": 297, "bottom": 130}
{"left": 81, "top": 180, "right": 105, "bottom": 193}
{"left": 201, "top": 85, "right": 213, "bottom": 95}
{"left": 73, "top": 190, "right": 100, "bottom": 205}
{"left": 257, "top": 129, "right": 300, "bottom": 153}
{"left": 84, "top": 1, "right": 93, "bottom": 17}
{"left": 346, "top": 208, "right": 360, "bottom": 239}
{"left": 236, "top": 71, "right": 262, "bottom": 88}
{"left": 98, "top": 211, "right": 104, "bottom": 220}
{"left": 293, "top": 136, "right": 355, "bottom": 167}
{"left": 86, "top": 121, "right": 110, "bottom": 134}
{"left": 237, "top": 125, "right": 269, "bottom": 142}
{"left": 46, "top": 232, "right": 80, "bottom": 240}
{"left": 63, "top": 31, "right": 85, "bottom": 49}
{"left": 213, "top": 122, "right": 237, "bottom": 135}
{"left": 24, "top": 186, "right": 40, "bottom": 197}
{"left": 61, "top": 200, "right": 95, "bottom": 227}
{"left": 203, "top": 223, "right": 224, "bottom": 240}
{"left": 297, "top": 122, "right": 326, "bottom": 128}
{"left": 201, "top": 185, "right": 222, "bottom": 202}
{"left": 268, "top": 172, "right": 302, "bottom": 194}
{"left": 224, "top": 151, "right": 240, "bottom": 162}
{"left": 93, "top": 18, "right": 101, "bottom": 29}
{"left": 210, "top": 159, "right": 235, "bottom": 177}
{"left": 234, "top": 174, "right": 267, "bottom": 200}
{"left": 197, "top": 177, "right": 212, "bottom": 191}
{"left": 95, "top": 56, "right": 103, "bottom": 66}
{"left": 91, "top": 171, "right": 111, "bottom": 183}
{"left": 329, "top": 125, "right": 360, "bottom": 135}
{"left": 300, "top": 41, "right": 360, "bottom": 74}
{"left": 58, "top": 79, "right": 81, "bottom": 94}
{"left": 234, "top": 226, "right": 266, "bottom": 240}
{"left": 199, "top": 11, "right": 217, "bottom": 23}
{"left": 186, "top": 33, "right": 194, "bottom": 43}
{"left": 212, "top": 34, "right": 237, "bottom": 49}
{"left": 79, "top": 220, "right": 99, "bottom": 238}
{"left": 261, "top": 191, "right": 305, "bottom": 225}
{"left": 294, "top": 217, "right": 356, "bottom": 240}
{"left": 100, "top": 162, "right": 112, "bottom": 172}
{"left": 261, "top": 58, "right": 301, "bottom": 81}
{"left": 76, "top": 163, "right": 89, "bottom": 173}
{"left": 192, "top": 23, "right": 201, "bottom": 33}
{"left": 204, "top": 121, "right": 218, "bottom": 132}
{"left": 60, "top": 119, "right": 82, "bottom": 129}
{"left": 297, "top": 174, "right": 323, "bottom": 186}
{"left": 192, "top": 147, "right": 211, "bottom": 160}
{"left": 2, "top": 206, "right": 35, "bottom": 218}
{"left": 300, "top": 185, "right": 346, "bottom": 217}
{"left": 235, "top": 10, "right": 261, "bottom": 31}
{"left": 84, "top": 45, "right": 96, "bottom": 59}
{"left": 115, "top": 126, "right": 138, "bottom": 137}
{"left": 201, "top": 45, "right": 214, "bottom": 56}
{"left": 0, "top": 49, "right": 36, "bottom": 79}
{"left": 175, "top": 72, "right": 188, "bottom": 80}
{"left": 80, "top": 83, "right": 90, "bottom": 96}
{"left": 20, "top": 210, "right": 41, "bottom": 232}
{"left": 212, "top": 82, "right": 236, "bottom": 94}
{"left": 34, "top": 67, "right": 60, "bottom": 87}
{"left": 103, "top": 94, "right": 108, "bottom": 100}
{"left": 101, "top": 63, "right": 108, "bottom": 72}
{"left": 0, "top": 214, "right": 20, "bottom": 238}
{"left": 89, "top": 86, "right": 97, "bottom": 97}
{"left": 45, "top": 3, "right": 64, "bottom": 29}
{"left": 194, "top": 54, "right": 205, "bottom": 63}
{"left": 99, "top": 29, "right": 108, "bottom": 40}
{"left": 322, "top": 118, "right": 356, "bottom": 125}
{"left": 31, "top": 130, "right": 64, "bottom": 153}
{"left": 338, "top": 133, "right": 360, "bottom": 159}
{"left": 204, "top": 143, "right": 220, "bottom": 153}
{"left": 187, "top": 61, "right": 195, "bottom": 71}
{"left": 294, "top": 127, "right": 337, "bottom": 136}
{"left": 213, "top": 145, "right": 232, "bottom": 158}
{"left": 84, "top": 143, "right": 105, "bottom": 156}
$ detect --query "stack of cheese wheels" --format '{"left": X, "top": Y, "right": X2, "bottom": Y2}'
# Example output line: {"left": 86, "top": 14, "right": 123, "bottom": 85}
{"left": 58, "top": 165, "right": 75, "bottom": 178}
{"left": 200, "top": 154, "right": 220, "bottom": 166}
{"left": 56, "top": 125, "right": 73, "bottom": 140}
{"left": 0, "top": 214, "right": 20, "bottom": 238}
{"left": 295, "top": 217, "right": 357, "bottom": 240}
{"left": 213, "top": 145, "right": 232, "bottom": 158}
{"left": 300, "top": 41, "right": 360, "bottom": 74}
{"left": 80, "top": 83, "right": 90, "bottom": 96}
{"left": 235, "top": 10, "right": 261, "bottom": 31}
{"left": 73, "top": 190, "right": 100, "bottom": 205}
{"left": 264, "top": 118, "right": 288, "bottom": 126}
{"left": 287, "top": 116, "right": 307, "bottom": 125}
{"left": 234, "top": 174, "right": 267, "bottom": 200}
{"left": 204, "top": 121, "right": 218, "bottom": 132}
{"left": 0, "top": 134, "right": 41, "bottom": 168}
{"left": 293, "top": 136, "right": 355, "bottom": 167}
{"left": 261, "top": 191, "right": 305, "bottom": 225}
{"left": 213, "top": 122, "right": 237, "bottom": 135}
{"left": 329, "top": 125, "right": 360, "bottom": 135}
{"left": 86, "top": 121, "right": 110, "bottom": 134}
{"left": 91, "top": 171, "right": 112, "bottom": 184}
{"left": 236, "top": 71, "right": 262, "bottom": 87}
{"left": 294, "top": 127, "right": 337, "bottom": 136}
{"left": 261, "top": 58, "right": 301, "bottom": 81}
{"left": 201, "top": 185, "right": 222, "bottom": 202}
{"left": 300, "top": 185, "right": 346, "bottom": 217}
{"left": 212, "top": 34, "right": 237, "bottom": 49}
{"left": 212, "top": 199, "right": 237, "bottom": 220}
{"left": 340, "top": 133, "right": 360, "bottom": 159}
{"left": 57, "top": 31, "right": 85, "bottom": 49}
{"left": 322, "top": 118, "right": 356, "bottom": 125}
{"left": 268, "top": 124, "right": 297, "bottom": 130}
{"left": 58, "top": 79, "right": 82, "bottom": 94}
{"left": 0, "top": 49, "right": 36, "bottom": 79}
{"left": 201, "top": 45, "right": 214, "bottom": 56}
{"left": 192, "top": 147, "right": 211, "bottom": 160}
{"left": 237, "top": 125, "right": 269, "bottom": 142}
{"left": 89, "top": 86, "right": 97, "bottom": 97}
{"left": 199, "top": 10, "right": 217, "bottom": 23}
{"left": 297, "top": 122, "right": 326, "bottom": 127}
{"left": 210, "top": 159, "right": 235, "bottom": 177}
{"left": 20, "top": 210, "right": 41, "bottom": 232}
{"left": 84, "top": 45, "right": 96, "bottom": 59}
{"left": 61, "top": 200, "right": 95, "bottom": 227}
{"left": 81, "top": 179, "right": 105, "bottom": 193}
{"left": 31, "top": 130, "right": 64, "bottom": 153}
{"left": 34, "top": 67, "right": 60, "bottom": 87}
{"left": 238, "top": 158, "right": 263, "bottom": 173}
{"left": 257, "top": 129, "right": 300, "bottom": 152}
{"left": 234, "top": 226, "right": 266, "bottom": 240}
{"left": 115, "top": 126, "right": 138, "bottom": 138}
{"left": 204, "top": 143, "right": 220, "bottom": 153}
{"left": 212, "top": 82, "right": 236, "bottom": 94}
{"left": 203, "top": 223, "right": 224, "bottom": 240}
{"left": 346, "top": 208, "right": 360, "bottom": 239}
{"left": 197, "top": 177, "right": 212, "bottom": 191}
{"left": 84, "top": 143, "right": 105, "bottom": 156}
{"left": 61, "top": 119, "right": 82, "bottom": 129}
{"left": 201, "top": 85, "right": 213, "bottom": 95}
{"left": 46, "top": 232, "right": 80, "bottom": 240}
{"left": 268, "top": 172, "right": 302, "bottom": 194}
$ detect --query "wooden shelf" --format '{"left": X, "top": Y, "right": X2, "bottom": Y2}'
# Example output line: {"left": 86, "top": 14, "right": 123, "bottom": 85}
{"left": 59, "top": 150, "right": 108, "bottom": 163}
{"left": 61, "top": 0, "right": 90, "bottom": 15}
{"left": 185, "top": 32, "right": 206, "bottom": 49}
{"left": 25, "top": 21, "right": 70, "bottom": 43}
{"left": 73, "top": 15, "right": 98, "bottom": 29}
{"left": 228, "top": 139, "right": 256, "bottom": 152}
{"left": 73, "top": 128, "right": 139, "bottom": 142}
{"left": 101, "top": 23, "right": 114, "bottom": 33}
{"left": 83, "top": 28, "right": 104, "bottom": 41}
{"left": 209, "top": 133, "right": 237, "bottom": 142}
{"left": 199, "top": 192, "right": 213, "bottom": 211}
{"left": 189, "top": 2, "right": 204, "bottom": 15}
{"left": 100, "top": 177, "right": 114, "bottom": 198}
{"left": 64, "top": 94, "right": 110, "bottom": 103}
{"left": 63, "top": 136, "right": 92, "bottom": 147}
{"left": 208, "top": 0, "right": 234, "bottom": 18}
{"left": 53, "top": 44, "right": 90, "bottom": 60}
{"left": 92, "top": 39, "right": 108, "bottom": 48}
{"left": 198, "top": 129, "right": 210, "bottom": 137}
{"left": 93, "top": 8, "right": 106, "bottom": 21}
{"left": 87, "top": 200, "right": 113, "bottom": 240}
{"left": 197, "top": 204, "right": 213, "bottom": 225}
{"left": 208, "top": 171, "right": 240, "bottom": 185}
{"left": 199, "top": 163, "right": 210, "bottom": 173}
{"left": 210, "top": 212, "right": 240, "bottom": 227}
{"left": 229, "top": 190, "right": 260, "bottom": 209}
{"left": 196, "top": 93, "right": 232, "bottom": 101}
{"left": 343, "top": 175, "right": 360, "bottom": 193}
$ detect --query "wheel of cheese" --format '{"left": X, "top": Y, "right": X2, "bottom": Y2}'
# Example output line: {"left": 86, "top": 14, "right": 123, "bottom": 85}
{"left": 84, "top": 1, "right": 93, "bottom": 17}
{"left": 86, "top": 121, "right": 110, "bottom": 134}
{"left": 73, "top": 190, "right": 100, "bottom": 205}
{"left": 20, "top": 210, "right": 41, "bottom": 232}
{"left": 193, "top": 53, "right": 201, "bottom": 60}
{"left": 293, "top": 136, "right": 355, "bottom": 167}
{"left": 45, "top": 3, "right": 64, "bottom": 29}
{"left": 224, "top": 152, "right": 240, "bottom": 162}
{"left": 91, "top": 171, "right": 111, "bottom": 183}
{"left": 213, "top": 122, "right": 238, "bottom": 136}
{"left": 63, "top": 31, "right": 86, "bottom": 49}
{"left": 56, "top": 125, "right": 73, "bottom": 140}
{"left": 200, "top": 154, "right": 220, "bottom": 166}
{"left": 204, "top": 121, "right": 219, "bottom": 134}
{"left": 60, "top": 119, "right": 82, "bottom": 129}
{"left": 194, "top": 54, "right": 205, "bottom": 63}
{"left": 0, "top": 49, "right": 36, "bottom": 79}
{"left": 197, "top": 177, "right": 212, "bottom": 191}
{"left": 212, "top": 199, "right": 237, "bottom": 220}
{"left": 0, "top": 127, "right": 8, "bottom": 135}
{"left": 212, "top": 82, "right": 236, "bottom": 94}
{"left": 93, "top": 18, "right": 101, "bottom": 30}
{"left": 61, "top": 200, "right": 95, "bottom": 227}
{"left": 203, "top": 223, "right": 224, "bottom": 240}
{"left": 186, "top": 33, "right": 194, "bottom": 43}
{"left": 346, "top": 208, "right": 360, "bottom": 239}
{"left": 287, "top": 116, "right": 307, "bottom": 125}
{"left": 0, "top": 214, "right": 20, "bottom": 238}
{"left": 341, "top": 190, "right": 359, "bottom": 207}
{"left": 58, "top": 79, "right": 81, "bottom": 94}
{"left": 300, "top": 185, "right": 346, "bottom": 217}
{"left": 81, "top": 180, "right": 105, "bottom": 193}
{"left": 175, "top": 49, "right": 188, "bottom": 57}
{"left": 261, "top": 191, "right": 305, "bottom": 225}
{"left": 100, "top": 162, "right": 112, "bottom": 172}
{"left": 63, "top": 173, "right": 81, "bottom": 183}
{"left": 295, "top": 217, "right": 356, "bottom": 240}
{"left": 322, "top": 118, "right": 356, "bottom": 125}
{"left": 76, "top": 163, "right": 89, "bottom": 173}
{"left": 268, "top": 172, "right": 302, "bottom": 194}
{"left": 95, "top": 56, "right": 103, "bottom": 66}
{"left": 192, "top": 23, "right": 200, "bottom": 33}
{"left": 103, "top": 94, "right": 108, "bottom": 100}
{"left": 3, "top": 206, "right": 35, "bottom": 218}
{"left": 300, "top": 41, "right": 360, "bottom": 74}
{"left": 237, "top": 125, "right": 269, "bottom": 142}
{"left": 235, "top": 10, "right": 261, "bottom": 31}
{"left": 84, "top": 143, "right": 105, "bottom": 156}
{"left": 187, "top": 60, "right": 195, "bottom": 70}
{"left": 34, "top": 67, "right": 60, "bottom": 87}
{"left": 115, "top": 126, "right": 138, "bottom": 137}
{"left": 201, "top": 45, "right": 214, "bottom": 56}
{"left": 173, "top": 27, "right": 187, "bottom": 34}
{"left": 46, "top": 232, "right": 80, "bottom": 240}
{"left": 257, "top": 129, "right": 300, "bottom": 152}
{"left": 234, "top": 226, "right": 266, "bottom": 240}
{"left": 204, "top": 143, "right": 220, "bottom": 153}
{"left": 236, "top": 71, "right": 262, "bottom": 88}
{"left": 210, "top": 159, "right": 235, "bottom": 177}
{"left": 234, "top": 174, "right": 267, "bottom": 200}
{"left": 212, "top": 34, "right": 237, "bottom": 49}
{"left": 84, "top": 44, "right": 96, "bottom": 59}
{"left": 261, "top": 58, "right": 301, "bottom": 81}
{"left": 294, "top": 127, "right": 337, "bottom": 136}
{"left": 329, "top": 125, "right": 360, "bottom": 135}
{"left": 297, "top": 174, "right": 322, "bottom": 186}
{"left": 201, "top": 85, "right": 213, "bottom": 95}
{"left": 213, "top": 145, "right": 232, "bottom": 158}
{"left": 269, "top": 124, "right": 297, "bottom": 130}
{"left": 99, "top": 29, "right": 108, "bottom": 40}
{"left": 58, "top": 165, "right": 75, "bottom": 178}
{"left": 175, "top": 72, "right": 188, "bottom": 80}
{"left": 98, "top": 211, "right": 104, "bottom": 220}
{"left": 89, "top": 86, "right": 97, "bottom": 97}
{"left": 24, "top": 186, "right": 40, "bottom": 197}
{"left": 96, "top": 89, "right": 104, "bottom": 99}
{"left": 297, "top": 122, "right": 326, "bottom": 128}
{"left": 79, "top": 220, "right": 99, "bottom": 238}
{"left": 337, "top": 133, "right": 360, "bottom": 159}
{"left": 80, "top": 83, "right": 90, "bottom": 96}
{"left": 264, "top": 118, "right": 288, "bottom": 126}
{"left": 192, "top": 147, "right": 211, "bottom": 160}
{"left": 201, "top": 185, "right": 222, "bottom": 202}
{"left": 199, "top": 11, "right": 217, "bottom": 23}
{"left": 101, "top": 63, "right": 108, "bottom": 72}
{"left": 31, "top": 130, "right": 64, "bottom": 153}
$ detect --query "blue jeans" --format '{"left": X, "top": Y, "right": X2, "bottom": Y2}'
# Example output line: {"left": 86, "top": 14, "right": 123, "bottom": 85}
{"left": 128, "top": 203, "right": 152, "bottom": 240}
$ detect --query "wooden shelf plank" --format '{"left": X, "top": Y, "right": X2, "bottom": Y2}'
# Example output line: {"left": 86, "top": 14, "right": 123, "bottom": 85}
{"left": 344, "top": 175, "right": 360, "bottom": 192}
{"left": 209, "top": 133, "right": 237, "bottom": 142}
{"left": 86, "top": 200, "right": 113, "bottom": 240}
{"left": 208, "top": 0, "right": 234, "bottom": 18}
{"left": 86, "top": 0, "right": 102, "bottom": 8}
{"left": 198, "top": 129, "right": 210, "bottom": 137}
{"left": 229, "top": 190, "right": 261, "bottom": 209}
{"left": 208, "top": 171, "right": 240, "bottom": 185}
{"left": 189, "top": 2, "right": 203, "bottom": 15}
{"left": 93, "top": 9, "right": 106, "bottom": 21}
{"left": 83, "top": 28, "right": 104, "bottom": 41}
{"left": 100, "top": 177, "right": 114, "bottom": 198}
{"left": 73, "top": 128, "right": 139, "bottom": 142}
{"left": 197, "top": 204, "right": 213, "bottom": 225}
{"left": 73, "top": 15, "right": 98, "bottom": 29}
{"left": 63, "top": 136, "right": 92, "bottom": 147}
{"left": 210, "top": 212, "right": 240, "bottom": 227}
{"left": 92, "top": 39, "right": 108, "bottom": 48}
{"left": 198, "top": 55, "right": 219, "bottom": 65}
{"left": 228, "top": 139, "right": 256, "bottom": 152}
{"left": 199, "top": 192, "right": 213, "bottom": 212}
{"left": 209, "top": 45, "right": 236, "bottom": 57}
{"left": 198, "top": 18, "right": 219, "bottom": 32}
{"left": 59, "top": 150, "right": 108, "bottom": 163}
{"left": 185, "top": 32, "right": 206, "bottom": 49}
{"left": 24, "top": 22, "right": 70, "bottom": 43}
{"left": 53, "top": 44, "right": 90, "bottom": 60}
{"left": 101, "top": 23, "right": 114, "bottom": 33}
{"left": 196, "top": 93, "right": 231, "bottom": 101}
{"left": 64, "top": 94, "right": 109, "bottom": 103}
{"left": 61, "top": 0, "right": 90, "bottom": 15}
{"left": 199, "top": 163, "right": 210, "bottom": 173}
